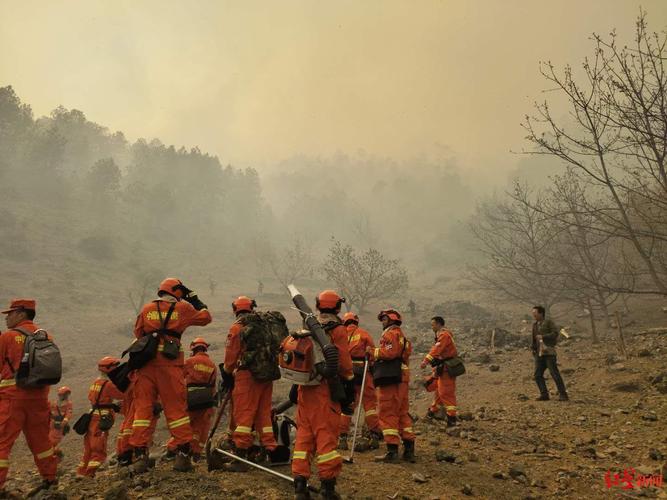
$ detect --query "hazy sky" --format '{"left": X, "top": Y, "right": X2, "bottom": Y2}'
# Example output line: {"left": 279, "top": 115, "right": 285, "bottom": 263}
{"left": 1, "top": 0, "right": 665, "bottom": 174}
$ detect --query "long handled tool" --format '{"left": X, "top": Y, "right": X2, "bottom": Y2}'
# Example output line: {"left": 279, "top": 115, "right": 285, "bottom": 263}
{"left": 214, "top": 448, "right": 319, "bottom": 493}
{"left": 343, "top": 358, "right": 368, "bottom": 464}
{"left": 205, "top": 389, "right": 231, "bottom": 469}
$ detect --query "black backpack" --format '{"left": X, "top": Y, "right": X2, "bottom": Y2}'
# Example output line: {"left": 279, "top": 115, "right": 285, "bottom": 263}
{"left": 239, "top": 311, "right": 289, "bottom": 382}
{"left": 11, "top": 328, "right": 62, "bottom": 388}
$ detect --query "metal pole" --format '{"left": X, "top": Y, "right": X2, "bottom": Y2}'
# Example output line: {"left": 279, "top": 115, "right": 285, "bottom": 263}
{"left": 344, "top": 358, "right": 368, "bottom": 463}
{"left": 214, "top": 448, "right": 319, "bottom": 493}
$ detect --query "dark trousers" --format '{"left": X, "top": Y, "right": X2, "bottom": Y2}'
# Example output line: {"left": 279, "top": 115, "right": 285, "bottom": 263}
{"left": 533, "top": 354, "right": 567, "bottom": 396}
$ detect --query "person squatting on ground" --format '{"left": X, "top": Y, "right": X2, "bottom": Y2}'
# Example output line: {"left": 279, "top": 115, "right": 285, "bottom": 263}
{"left": 531, "top": 305, "right": 568, "bottom": 401}
{"left": 369, "top": 308, "right": 415, "bottom": 463}
{"left": 166, "top": 337, "right": 217, "bottom": 461}
{"left": 289, "top": 290, "right": 354, "bottom": 500}
{"left": 338, "top": 312, "right": 382, "bottom": 450}
{"left": 0, "top": 299, "right": 58, "bottom": 492}
{"left": 421, "top": 316, "right": 458, "bottom": 426}
{"left": 77, "top": 357, "right": 124, "bottom": 477}
{"left": 128, "top": 278, "right": 211, "bottom": 473}
{"left": 222, "top": 296, "right": 277, "bottom": 471}
{"left": 49, "top": 386, "right": 73, "bottom": 460}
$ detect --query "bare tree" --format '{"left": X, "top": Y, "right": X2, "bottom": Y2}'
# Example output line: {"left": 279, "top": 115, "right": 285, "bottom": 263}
{"left": 468, "top": 184, "right": 566, "bottom": 314}
{"left": 322, "top": 239, "right": 408, "bottom": 312}
{"left": 128, "top": 269, "right": 163, "bottom": 314}
{"left": 522, "top": 11, "right": 667, "bottom": 295}
{"left": 266, "top": 236, "right": 315, "bottom": 289}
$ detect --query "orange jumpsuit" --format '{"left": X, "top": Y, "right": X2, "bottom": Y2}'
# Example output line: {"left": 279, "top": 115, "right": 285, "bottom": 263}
{"left": 292, "top": 314, "right": 353, "bottom": 481}
{"left": 0, "top": 321, "right": 58, "bottom": 488}
{"left": 168, "top": 352, "right": 217, "bottom": 454}
{"left": 77, "top": 377, "right": 124, "bottom": 477}
{"left": 128, "top": 296, "right": 211, "bottom": 451}
{"left": 370, "top": 325, "right": 414, "bottom": 446}
{"left": 225, "top": 316, "right": 276, "bottom": 451}
{"left": 338, "top": 324, "right": 380, "bottom": 435}
{"left": 425, "top": 328, "right": 458, "bottom": 417}
{"left": 49, "top": 399, "right": 73, "bottom": 456}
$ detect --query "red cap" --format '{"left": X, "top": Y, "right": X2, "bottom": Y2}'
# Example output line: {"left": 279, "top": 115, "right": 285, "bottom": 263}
{"left": 2, "top": 299, "right": 36, "bottom": 314}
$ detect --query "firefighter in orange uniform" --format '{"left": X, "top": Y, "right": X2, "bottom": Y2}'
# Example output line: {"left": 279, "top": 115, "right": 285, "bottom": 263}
{"left": 420, "top": 316, "right": 458, "bottom": 426}
{"left": 368, "top": 309, "right": 415, "bottom": 463}
{"left": 338, "top": 312, "right": 382, "bottom": 450}
{"left": 290, "top": 290, "right": 354, "bottom": 500}
{"left": 0, "top": 299, "right": 58, "bottom": 493}
{"left": 115, "top": 371, "right": 160, "bottom": 466}
{"left": 222, "top": 297, "right": 277, "bottom": 471}
{"left": 166, "top": 337, "right": 217, "bottom": 461}
{"left": 129, "top": 278, "right": 212, "bottom": 473}
{"left": 49, "top": 386, "right": 73, "bottom": 459}
{"left": 77, "top": 357, "right": 125, "bottom": 477}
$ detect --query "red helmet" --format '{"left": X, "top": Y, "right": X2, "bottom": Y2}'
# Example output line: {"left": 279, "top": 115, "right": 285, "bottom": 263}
{"left": 232, "top": 296, "right": 257, "bottom": 314}
{"left": 98, "top": 356, "right": 121, "bottom": 374}
{"left": 190, "top": 337, "right": 210, "bottom": 351}
{"left": 158, "top": 278, "right": 185, "bottom": 299}
{"left": 57, "top": 386, "right": 71, "bottom": 396}
{"left": 342, "top": 312, "right": 359, "bottom": 325}
{"left": 316, "top": 290, "right": 345, "bottom": 311}
{"left": 378, "top": 309, "right": 402, "bottom": 325}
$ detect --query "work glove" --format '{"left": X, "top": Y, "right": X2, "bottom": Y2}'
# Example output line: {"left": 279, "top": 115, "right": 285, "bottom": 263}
{"left": 153, "top": 402, "right": 163, "bottom": 417}
{"left": 288, "top": 384, "right": 299, "bottom": 404}
{"left": 53, "top": 421, "right": 62, "bottom": 430}
{"left": 62, "top": 422, "right": 70, "bottom": 435}
{"left": 221, "top": 370, "right": 235, "bottom": 391}
{"left": 365, "top": 345, "right": 375, "bottom": 360}
{"left": 420, "top": 359, "right": 428, "bottom": 369}
{"left": 111, "top": 403, "right": 122, "bottom": 413}
{"left": 185, "top": 292, "right": 208, "bottom": 311}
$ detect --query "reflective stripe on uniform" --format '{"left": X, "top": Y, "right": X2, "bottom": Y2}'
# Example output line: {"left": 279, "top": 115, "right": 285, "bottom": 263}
{"left": 352, "top": 360, "right": 364, "bottom": 365}
{"left": 316, "top": 450, "right": 340, "bottom": 464}
{"left": 87, "top": 461, "right": 101, "bottom": 467}
{"left": 373, "top": 348, "right": 380, "bottom": 359}
{"left": 158, "top": 345, "right": 184, "bottom": 352}
{"left": 293, "top": 450, "right": 307, "bottom": 460}
{"left": 36, "top": 447, "right": 54, "bottom": 459}
{"left": 0, "top": 379, "right": 16, "bottom": 387}
{"left": 365, "top": 409, "right": 377, "bottom": 417}
{"left": 261, "top": 426, "right": 273, "bottom": 434}
{"left": 446, "top": 406, "right": 457, "bottom": 411}
{"left": 168, "top": 416, "right": 190, "bottom": 429}
{"left": 0, "top": 459, "right": 8, "bottom": 468}
{"left": 403, "top": 427, "right": 414, "bottom": 434}
{"left": 132, "top": 419, "right": 151, "bottom": 428}
{"left": 382, "top": 429, "right": 400, "bottom": 437}
{"left": 234, "top": 426, "right": 252, "bottom": 434}
{"left": 401, "top": 364, "right": 409, "bottom": 370}
{"left": 425, "top": 354, "right": 433, "bottom": 361}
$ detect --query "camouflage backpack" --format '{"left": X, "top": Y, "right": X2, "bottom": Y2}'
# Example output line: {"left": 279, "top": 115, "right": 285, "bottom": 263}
{"left": 239, "top": 311, "right": 289, "bottom": 382}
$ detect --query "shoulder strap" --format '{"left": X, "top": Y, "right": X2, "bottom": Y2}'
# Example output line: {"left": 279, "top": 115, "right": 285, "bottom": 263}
{"left": 93, "top": 380, "right": 109, "bottom": 409}
{"left": 4, "top": 328, "right": 31, "bottom": 375}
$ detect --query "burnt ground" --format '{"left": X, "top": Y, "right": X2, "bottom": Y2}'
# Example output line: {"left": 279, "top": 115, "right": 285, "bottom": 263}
{"left": 1, "top": 296, "right": 666, "bottom": 500}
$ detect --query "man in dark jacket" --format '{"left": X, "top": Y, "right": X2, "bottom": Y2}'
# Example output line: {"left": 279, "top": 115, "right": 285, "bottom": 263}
{"left": 531, "top": 306, "right": 568, "bottom": 401}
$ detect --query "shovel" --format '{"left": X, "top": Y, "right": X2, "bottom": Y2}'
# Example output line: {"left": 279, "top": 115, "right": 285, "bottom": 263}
{"left": 205, "top": 388, "right": 231, "bottom": 470}
{"left": 343, "top": 358, "right": 368, "bottom": 464}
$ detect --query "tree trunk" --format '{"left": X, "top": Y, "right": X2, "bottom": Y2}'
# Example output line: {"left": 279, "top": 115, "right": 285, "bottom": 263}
{"left": 586, "top": 298, "right": 599, "bottom": 344}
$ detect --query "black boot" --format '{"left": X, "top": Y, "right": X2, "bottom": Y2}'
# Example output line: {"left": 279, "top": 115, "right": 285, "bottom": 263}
{"left": 224, "top": 448, "right": 249, "bottom": 472}
{"left": 174, "top": 443, "right": 193, "bottom": 472}
{"left": 535, "top": 394, "right": 550, "bottom": 401}
{"left": 320, "top": 478, "right": 341, "bottom": 500}
{"left": 294, "top": 475, "right": 311, "bottom": 500}
{"left": 117, "top": 449, "right": 133, "bottom": 467}
{"left": 375, "top": 443, "right": 400, "bottom": 463}
{"left": 446, "top": 415, "right": 457, "bottom": 427}
{"left": 402, "top": 440, "right": 416, "bottom": 463}
{"left": 131, "top": 447, "right": 150, "bottom": 474}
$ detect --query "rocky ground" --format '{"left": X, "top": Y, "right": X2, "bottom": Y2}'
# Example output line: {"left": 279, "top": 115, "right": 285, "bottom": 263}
{"left": 2, "top": 298, "right": 666, "bottom": 499}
